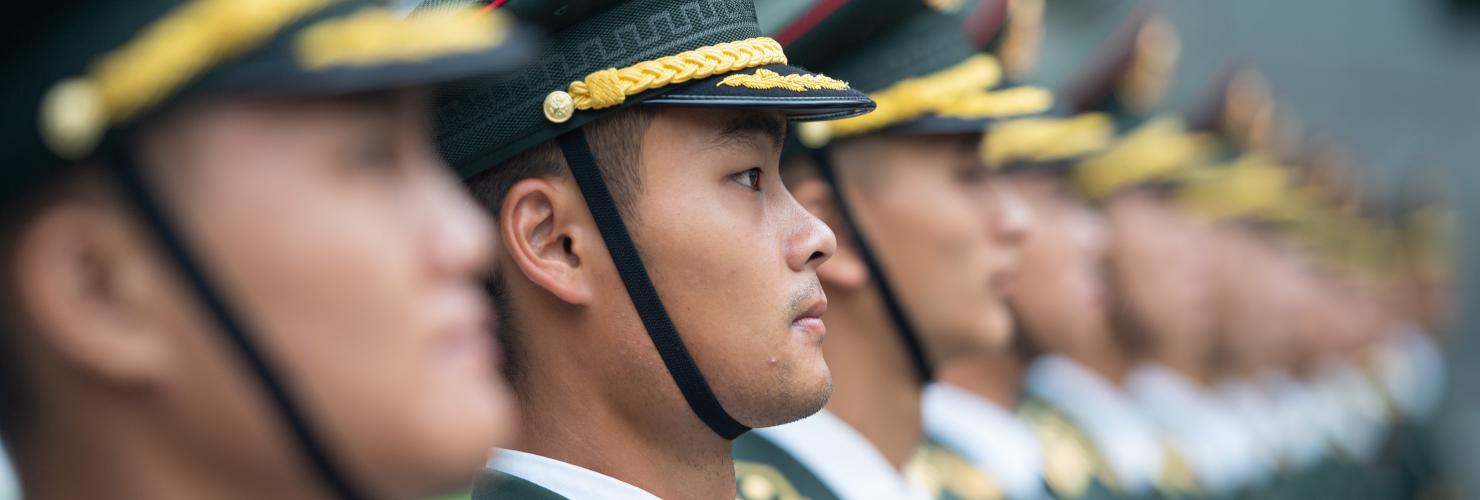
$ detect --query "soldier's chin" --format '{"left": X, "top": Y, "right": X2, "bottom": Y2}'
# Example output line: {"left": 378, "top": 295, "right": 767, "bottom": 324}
{"left": 728, "top": 366, "right": 833, "bottom": 428}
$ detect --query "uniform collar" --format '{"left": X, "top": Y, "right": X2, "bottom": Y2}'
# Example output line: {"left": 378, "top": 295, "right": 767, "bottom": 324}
{"left": 753, "top": 410, "right": 932, "bottom": 500}
{"left": 1309, "top": 359, "right": 1391, "bottom": 462}
{"left": 923, "top": 383, "right": 1050, "bottom": 500}
{"left": 1373, "top": 325, "right": 1446, "bottom": 421}
{"left": 488, "top": 449, "right": 661, "bottom": 500}
{"left": 1260, "top": 372, "right": 1332, "bottom": 468}
{"left": 1127, "top": 364, "right": 1262, "bottom": 495}
{"left": 0, "top": 438, "right": 15, "bottom": 499}
{"left": 1025, "top": 355, "right": 1164, "bottom": 494}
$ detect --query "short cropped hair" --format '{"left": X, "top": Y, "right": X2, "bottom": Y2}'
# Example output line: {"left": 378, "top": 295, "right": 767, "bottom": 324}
{"left": 465, "top": 106, "right": 658, "bottom": 394}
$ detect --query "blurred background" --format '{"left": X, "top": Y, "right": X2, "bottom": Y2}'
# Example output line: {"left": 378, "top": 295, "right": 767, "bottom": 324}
{"left": 1000, "top": 0, "right": 1480, "bottom": 496}
{"left": 991, "top": 0, "right": 1480, "bottom": 496}
{"left": 1102, "top": 0, "right": 1480, "bottom": 496}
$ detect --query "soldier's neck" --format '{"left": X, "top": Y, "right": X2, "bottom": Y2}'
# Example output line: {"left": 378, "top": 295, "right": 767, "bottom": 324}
{"left": 1059, "top": 336, "right": 1132, "bottom": 386}
{"left": 510, "top": 312, "right": 735, "bottom": 499}
{"left": 17, "top": 383, "right": 323, "bottom": 500}
{"left": 820, "top": 286, "right": 925, "bottom": 472}
{"left": 1142, "top": 345, "right": 1214, "bottom": 387}
{"left": 937, "top": 351, "right": 1023, "bottom": 409}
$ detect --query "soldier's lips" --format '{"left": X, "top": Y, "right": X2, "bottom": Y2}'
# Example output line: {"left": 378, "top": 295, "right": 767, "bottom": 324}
{"left": 439, "top": 288, "right": 498, "bottom": 375}
{"left": 791, "top": 298, "right": 828, "bottom": 338}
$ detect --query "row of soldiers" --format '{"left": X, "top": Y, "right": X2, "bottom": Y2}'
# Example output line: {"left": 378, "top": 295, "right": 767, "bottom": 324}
{"left": 0, "top": 0, "right": 1454, "bottom": 499}
{"left": 727, "top": 1, "right": 1457, "bottom": 499}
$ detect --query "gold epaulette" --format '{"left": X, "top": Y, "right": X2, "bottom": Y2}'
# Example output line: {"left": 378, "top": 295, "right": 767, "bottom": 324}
{"left": 1018, "top": 399, "right": 1120, "bottom": 498}
{"left": 1156, "top": 438, "right": 1204, "bottom": 496}
{"left": 907, "top": 440, "right": 1005, "bottom": 500}
{"left": 735, "top": 461, "right": 809, "bottom": 500}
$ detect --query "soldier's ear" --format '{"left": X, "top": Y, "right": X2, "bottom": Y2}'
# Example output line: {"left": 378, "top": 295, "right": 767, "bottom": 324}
{"left": 499, "top": 175, "right": 598, "bottom": 305}
{"left": 789, "top": 177, "right": 867, "bottom": 290}
{"left": 13, "top": 189, "right": 177, "bottom": 387}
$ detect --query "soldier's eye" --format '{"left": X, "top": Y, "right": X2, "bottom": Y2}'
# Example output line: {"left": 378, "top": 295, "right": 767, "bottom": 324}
{"left": 732, "top": 168, "right": 762, "bottom": 191}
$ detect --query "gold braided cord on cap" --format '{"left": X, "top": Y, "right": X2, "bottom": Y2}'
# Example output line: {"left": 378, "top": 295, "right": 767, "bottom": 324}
{"left": 717, "top": 68, "right": 849, "bottom": 92}
{"left": 40, "top": 0, "right": 334, "bottom": 159}
{"left": 814, "top": 54, "right": 1004, "bottom": 141}
{"left": 566, "top": 37, "right": 789, "bottom": 111}
{"left": 1072, "top": 117, "right": 1216, "bottom": 200}
{"left": 95, "top": 0, "right": 334, "bottom": 123}
{"left": 296, "top": 6, "right": 510, "bottom": 70}
{"left": 982, "top": 112, "right": 1115, "bottom": 168}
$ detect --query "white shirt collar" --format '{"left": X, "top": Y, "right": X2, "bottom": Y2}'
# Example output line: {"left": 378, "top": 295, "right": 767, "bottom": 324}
{"left": 1261, "top": 372, "right": 1331, "bottom": 468}
{"left": 1214, "top": 378, "right": 1285, "bottom": 473}
{"left": 1126, "top": 364, "right": 1262, "bottom": 495}
{"left": 923, "top": 383, "right": 1049, "bottom": 500}
{"left": 1025, "top": 355, "right": 1163, "bottom": 494}
{"left": 0, "top": 438, "right": 16, "bottom": 500}
{"left": 1373, "top": 325, "right": 1446, "bottom": 421}
{"left": 489, "top": 449, "right": 661, "bottom": 500}
{"left": 753, "top": 410, "right": 932, "bottom": 500}
{"left": 1311, "top": 359, "right": 1391, "bottom": 462}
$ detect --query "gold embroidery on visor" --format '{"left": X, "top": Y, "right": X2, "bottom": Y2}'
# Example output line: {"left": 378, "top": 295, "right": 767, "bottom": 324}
{"left": 1073, "top": 117, "right": 1217, "bottom": 200}
{"left": 795, "top": 54, "right": 1053, "bottom": 148}
{"left": 981, "top": 112, "right": 1115, "bottom": 168}
{"left": 717, "top": 68, "right": 850, "bottom": 92}
{"left": 40, "top": 0, "right": 333, "bottom": 159}
{"left": 295, "top": 6, "right": 510, "bottom": 70}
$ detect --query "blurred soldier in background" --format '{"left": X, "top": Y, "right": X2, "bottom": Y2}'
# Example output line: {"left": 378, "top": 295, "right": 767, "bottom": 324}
{"left": 732, "top": 0, "right": 1039, "bottom": 498}
{"left": 1002, "top": 4, "right": 1211, "bottom": 498}
{"left": 0, "top": 1, "right": 533, "bottom": 498}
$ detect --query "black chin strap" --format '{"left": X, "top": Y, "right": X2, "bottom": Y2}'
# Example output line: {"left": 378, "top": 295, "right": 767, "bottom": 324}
{"left": 810, "top": 148, "right": 934, "bottom": 383}
{"left": 555, "top": 129, "right": 750, "bottom": 440}
{"left": 109, "top": 151, "right": 365, "bottom": 500}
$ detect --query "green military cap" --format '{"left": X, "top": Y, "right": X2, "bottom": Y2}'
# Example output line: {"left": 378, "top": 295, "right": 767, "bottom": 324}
{"left": 1, "top": 0, "right": 537, "bottom": 203}
{"left": 429, "top": 0, "right": 876, "bottom": 179}
{"left": 423, "top": 0, "right": 875, "bottom": 442}
{"left": 756, "top": 0, "right": 1057, "bottom": 384}
{"left": 1055, "top": 5, "right": 1222, "bottom": 200}
{"left": 0, "top": 3, "right": 537, "bottom": 497}
{"left": 778, "top": 0, "right": 1057, "bottom": 148}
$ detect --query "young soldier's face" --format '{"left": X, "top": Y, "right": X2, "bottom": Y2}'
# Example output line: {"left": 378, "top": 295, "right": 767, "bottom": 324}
{"left": 128, "top": 91, "right": 509, "bottom": 496}
{"left": 620, "top": 108, "right": 837, "bottom": 427}
{"left": 825, "top": 133, "right": 1029, "bottom": 361}
{"left": 1002, "top": 173, "right": 1113, "bottom": 351}
{"left": 1103, "top": 190, "right": 1218, "bottom": 359}
{"left": 1207, "top": 225, "right": 1299, "bottom": 372}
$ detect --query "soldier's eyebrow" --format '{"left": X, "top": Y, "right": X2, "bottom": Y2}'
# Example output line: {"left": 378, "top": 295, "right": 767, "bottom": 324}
{"left": 710, "top": 111, "right": 786, "bottom": 152}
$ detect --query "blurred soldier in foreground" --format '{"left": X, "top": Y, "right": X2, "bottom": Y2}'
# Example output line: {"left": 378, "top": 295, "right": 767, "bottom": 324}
{"left": 0, "top": 1, "right": 534, "bottom": 498}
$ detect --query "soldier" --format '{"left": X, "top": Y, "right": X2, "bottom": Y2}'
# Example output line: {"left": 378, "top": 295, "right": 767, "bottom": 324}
{"left": 921, "top": 1, "right": 1088, "bottom": 499}
{"left": 424, "top": 0, "right": 876, "bottom": 497}
{"left": 0, "top": 1, "right": 533, "bottom": 498}
{"left": 727, "top": 1, "right": 1042, "bottom": 498}
{"left": 996, "top": 5, "right": 1214, "bottom": 499}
